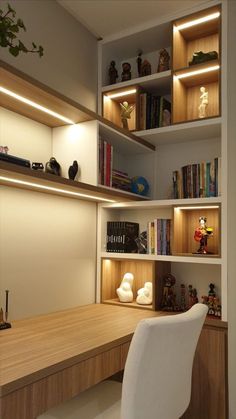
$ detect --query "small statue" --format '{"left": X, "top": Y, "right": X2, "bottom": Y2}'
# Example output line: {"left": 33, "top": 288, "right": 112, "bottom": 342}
{"left": 121, "top": 62, "right": 131, "bottom": 81}
{"left": 208, "top": 283, "right": 216, "bottom": 297}
{"left": 180, "top": 283, "right": 186, "bottom": 311}
{"left": 136, "top": 50, "right": 142, "bottom": 77}
{"left": 68, "top": 160, "right": 79, "bottom": 180}
{"left": 157, "top": 48, "right": 170, "bottom": 72}
{"left": 161, "top": 273, "right": 176, "bottom": 311}
{"left": 32, "top": 162, "right": 44, "bottom": 171}
{"left": 194, "top": 216, "right": 213, "bottom": 254}
{"left": 198, "top": 86, "right": 208, "bottom": 118}
{"left": 189, "top": 50, "right": 218, "bottom": 66}
{"left": 116, "top": 272, "right": 134, "bottom": 303}
{"left": 0, "top": 145, "right": 9, "bottom": 154}
{"left": 108, "top": 60, "right": 118, "bottom": 85}
{"left": 45, "top": 157, "right": 61, "bottom": 176}
{"left": 120, "top": 101, "right": 134, "bottom": 130}
{"left": 136, "top": 282, "right": 152, "bottom": 305}
{"left": 140, "top": 59, "right": 151, "bottom": 77}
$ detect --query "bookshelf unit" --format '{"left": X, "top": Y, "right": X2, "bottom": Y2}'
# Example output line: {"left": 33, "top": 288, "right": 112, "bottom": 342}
{"left": 97, "top": 1, "right": 227, "bottom": 325}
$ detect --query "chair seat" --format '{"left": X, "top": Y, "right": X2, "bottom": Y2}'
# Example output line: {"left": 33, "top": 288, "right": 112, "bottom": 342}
{"left": 38, "top": 380, "right": 122, "bottom": 419}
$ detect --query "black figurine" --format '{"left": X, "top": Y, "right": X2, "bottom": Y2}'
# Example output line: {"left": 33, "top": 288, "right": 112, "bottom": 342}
{"left": 68, "top": 160, "right": 79, "bottom": 180}
{"left": 136, "top": 50, "right": 142, "bottom": 77}
{"left": 32, "top": 162, "right": 44, "bottom": 171}
{"left": 108, "top": 60, "right": 118, "bottom": 85}
{"left": 45, "top": 157, "right": 61, "bottom": 176}
{"left": 121, "top": 62, "right": 131, "bottom": 81}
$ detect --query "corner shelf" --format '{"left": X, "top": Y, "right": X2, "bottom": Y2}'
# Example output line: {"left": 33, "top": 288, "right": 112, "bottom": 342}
{"left": 0, "top": 161, "right": 147, "bottom": 203}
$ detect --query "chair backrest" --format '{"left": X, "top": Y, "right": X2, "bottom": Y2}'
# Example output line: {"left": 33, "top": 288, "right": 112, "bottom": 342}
{"left": 121, "top": 303, "right": 208, "bottom": 419}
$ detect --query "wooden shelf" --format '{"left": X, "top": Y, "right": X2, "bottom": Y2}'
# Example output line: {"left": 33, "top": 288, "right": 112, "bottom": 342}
{"left": 174, "top": 60, "right": 220, "bottom": 88}
{"left": 0, "top": 161, "right": 147, "bottom": 203}
{"left": 102, "top": 299, "right": 153, "bottom": 310}
{"left": 135, "top": 116, "right": 221, "bottom": 145}
{"left": 101, "top": 252, "right": 222, "bottom": 265}
{"left": 100, "top": 196, "right": 222, "bottom": 209}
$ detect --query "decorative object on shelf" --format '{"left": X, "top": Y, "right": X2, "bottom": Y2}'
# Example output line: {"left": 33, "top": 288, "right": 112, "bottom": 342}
{"left": 136, "top": 50, "right": 142, "bottom": 77}
{"left": 194, "top": 216, "right": 213, "bottom": 254}
{"left": 108, "top": 60, "right": 118, "bottom": 85}
{"left": 162, "top": 109, "right": 171, "bottom": 126}
{"left": 0, "top": 3, "right": 44, "bottom": 57}
{"left": 121, "top": 62, "right": 131, "bottom": 81}
{"left": 0, "top": 152, "right": 30, "bottom": 168}
{"left": 135, "top": 231, "right": 147, "bottom": 254}
{"left": 32, "top": 162, "right": 44, "bottom": 171}
{"left": 120, "top": 101, "right": 134, "bottom": 130}
{"left": 136, "top": 282, "right": 153, "bottom": 305}
{"left": 161, "top": 273, "right": 177, "bottom": 311}
{"left": 157, "top": 48, "right": 170, "bottom": 72}
{"left": 140, "top": 59, "right": 151, "bottom": 77}
{"left": 180, "top": 283, "right": 187, "bottom": 311}
{"left": 0, "top": 145, "right": 9, "bottom": 154}
{"left": 189, "top": 50, "right": 218, "bottom": 66}
{"left": 131, "top": 176, "right": 149, "bottom": 196}
{"left": 45, "top": 157, "right": 61, "bottom": 176}
{"left": 0, "top": 290, "right": 11, "bottom": 331}
{"left": 188, "top": 285, "right": 198, "bottom": 308}
{"left": 116, "top": 272, "right": 134, "bottom": 303}
{"left": 68, "top": 160, "right": 79, "bottom": 180}
{"left": 201, "top": 284, "right": 221, "bottom": 317}
{"left": 198, "top": 86, "right": 208, "bottom": 119}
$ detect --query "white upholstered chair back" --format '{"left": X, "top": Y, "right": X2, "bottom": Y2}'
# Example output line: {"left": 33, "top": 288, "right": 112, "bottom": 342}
{"left": 121, "top": 303, "right": 208, "bottom": 419}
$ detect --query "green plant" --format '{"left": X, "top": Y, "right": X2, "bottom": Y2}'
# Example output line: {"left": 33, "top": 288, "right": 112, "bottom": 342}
{"left": 0, "top": 3, "right": 44, "bottom": 57}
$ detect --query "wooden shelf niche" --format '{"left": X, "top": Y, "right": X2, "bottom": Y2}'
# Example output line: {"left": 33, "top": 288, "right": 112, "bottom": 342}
{"left": 172, "top": 5, "right": 221, "bottom": 124}
{"left": 103, "top": 86, "right": 139, "bottom": 132}
{"left": 101, "top": 258, "right": 170, "bottom": 311}
{"left": 172, "top": 205, "right": 220, "bottom": 257}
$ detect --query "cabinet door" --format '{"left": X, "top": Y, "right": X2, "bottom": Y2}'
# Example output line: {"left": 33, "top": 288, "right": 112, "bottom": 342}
{"left": 182, "top": 325, "right": 228, "bottom": 419}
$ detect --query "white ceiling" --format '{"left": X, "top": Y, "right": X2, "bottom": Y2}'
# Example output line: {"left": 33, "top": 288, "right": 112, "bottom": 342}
{"left": 57, "top": 0, "right": 212, "bottom": 39}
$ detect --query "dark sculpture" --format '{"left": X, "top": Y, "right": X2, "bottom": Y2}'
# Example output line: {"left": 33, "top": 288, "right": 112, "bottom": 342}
{"left": 140, "top": 59, "right": 151, "bottom": 77}
{"left": 157, "top": 48, "right": 170, "bottom": 72}
{"left": 121, "top": 62, "right": 131, "bottom": 81}
{"left": 189, "top": 50, "right": 218, "bottom": 66}
{"left": 45, "top": 157, "right": 61, "bottom": 176}
{"left": 108, "top": 60, "right": 118, "bottom": 85}
{"left": 68, "top": 160, "right": 79, "bottom": 180}
{"left": 32, "top": 162, "right": 44, "bottom": 171}
{"left": 136, "top": 51, "right": 142, "bottom": 77}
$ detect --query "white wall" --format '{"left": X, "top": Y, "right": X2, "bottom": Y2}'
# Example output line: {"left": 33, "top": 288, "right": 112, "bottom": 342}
{"left": 227, "top": 1, "right": 236, "bottom": 417}
{"left": 0, "top": 0, "right": 97, "bottom": 111}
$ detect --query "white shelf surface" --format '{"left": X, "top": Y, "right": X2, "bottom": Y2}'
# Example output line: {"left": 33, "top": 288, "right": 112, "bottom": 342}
{"left": 97, "top": 184, "right": 150, "bottom": 200}
{"left": 135, "top": 117, "right": 222, "bottom": 145}
{"left": 100, "top": 252, "right": 222, "bottom": 265}
{"left": 102, "top": 70, "right": 171, "bottom": 95}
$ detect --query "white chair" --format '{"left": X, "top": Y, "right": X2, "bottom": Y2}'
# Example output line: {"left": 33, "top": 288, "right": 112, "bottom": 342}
{"left": 38, "top": 303, "right": 207, "bottom": 419}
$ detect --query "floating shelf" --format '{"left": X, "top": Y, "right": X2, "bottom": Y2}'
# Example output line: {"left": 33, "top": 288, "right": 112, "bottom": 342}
{"left": 100, "top": 252, "right": 222, "bottom": 264}
{"left": 0, "top": 161, "right": 147, "bottom": 203}
{"left": 100, "top": 196, "right": 222, "bottom": 209}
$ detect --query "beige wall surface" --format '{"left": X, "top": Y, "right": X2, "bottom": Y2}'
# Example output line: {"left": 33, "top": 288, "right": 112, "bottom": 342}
{"left": 0, "top": 0, "right": 98, "bottom": 111}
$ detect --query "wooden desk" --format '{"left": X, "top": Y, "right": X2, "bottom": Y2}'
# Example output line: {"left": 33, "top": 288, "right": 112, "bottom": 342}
{"left": 0, "top": 304, "right": 160, "bottom": 419}
{"left": 0, "top": 304, "right": 228, "bottom": 419}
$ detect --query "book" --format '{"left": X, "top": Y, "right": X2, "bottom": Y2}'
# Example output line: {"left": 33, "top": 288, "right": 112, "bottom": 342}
{"left": 106, "top": 221, "right": 139, "bottom": 253}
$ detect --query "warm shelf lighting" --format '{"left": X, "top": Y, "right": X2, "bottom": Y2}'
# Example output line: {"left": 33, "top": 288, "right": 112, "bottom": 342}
{"left": 174, "top": 11, "right": 220, "bottom": 31}
{"left": 0, "top": 176, "right": 116, "bottom": 203}
{"left": 0, "top": 86, "right": 75, "bottom": 124}
{"left": 175, "top": 65, "right": 220, "bottom": 80}
{"left": 175, "top": 205, "right": 219, "bottom": 210}
{"left": 106, "top": 89, "right": 137, "bottom": 99}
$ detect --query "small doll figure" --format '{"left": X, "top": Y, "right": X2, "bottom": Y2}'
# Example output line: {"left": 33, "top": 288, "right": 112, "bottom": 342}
{"left": 161, "top": 273, "right": 176, "bottom": 311}
{"left": 194, "top": 216, "right": 213, "bottom": 254}
{"left": 140, "top": 59, "right": 151, "bottom": 77}
{"left": 157, "top": 48, "right": 170, "bottom": 72}
{"left": 198, "top": 86, "right": 208, "bottom": 118}
{"left": 120, "top": 101, "right": 134, "bottom": 130}
{"left": 121, "top": 62, "right": 131, "bottom": 81}
{"left": 136, "top": 50, "right": 142, "bottom": 77}
{"left": 180, "top": 283, "right": 186, "bottom": 311}
{"left": 208, "top": 283, "right": 216, "bottom": 297}
{"left": 108, "top": 60, "right": 118, "bottom": 85}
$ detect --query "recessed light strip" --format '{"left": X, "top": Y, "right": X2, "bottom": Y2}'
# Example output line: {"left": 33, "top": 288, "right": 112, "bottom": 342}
{"left": 175, "top": 65, "right": 220, "bottom": 80}
{"left": 0, "top": 86, "right": 75, "bottom": 125}
{"left": 106, "top": 89, "right": 137, "bottom": 99}
{"left": 0, "top": 176, "right": 116, "bottom": 203}
{"left": 175, "top": 206, "right": 219, "bottom": 210}
{"left": 175, "top": 11, "right": 220, "bottom": 31}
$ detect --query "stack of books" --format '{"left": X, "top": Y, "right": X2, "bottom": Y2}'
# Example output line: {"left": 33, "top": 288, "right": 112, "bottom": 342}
{"left": 172, "top": 157, "right": 221, "bottom": 199}
{"left": 106, "top": 221, "right": 139, "bottom": 253}
{"left": 112, "top": 169, "right": 132, "bottom": 192}
{"left": 147, "top": 219, "right": 171, "bottom": 255}
{"left": 99, "top": 138, "right": 113, "bottom": 187}
{"left": 139, "top": 93, "right": 171, "bottom": 130}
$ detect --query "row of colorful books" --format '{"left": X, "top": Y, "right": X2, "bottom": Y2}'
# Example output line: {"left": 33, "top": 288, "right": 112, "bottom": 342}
{"left": 112, "top": 169, "right": 132, "bottom": 192}
{"left": 106, "top": 221, "right": 139, "bottom": 253}
{"left": 147, "top": 219, "right": 171, "bottom": 255}
{"left": 172, "top": 157, "right": 221, "bottom": 199}
{"left": 139, "top": 93, "right": 171, "bottom": 130}
{"left": 98, "top": 138, "right": 113, "bottom": 187}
